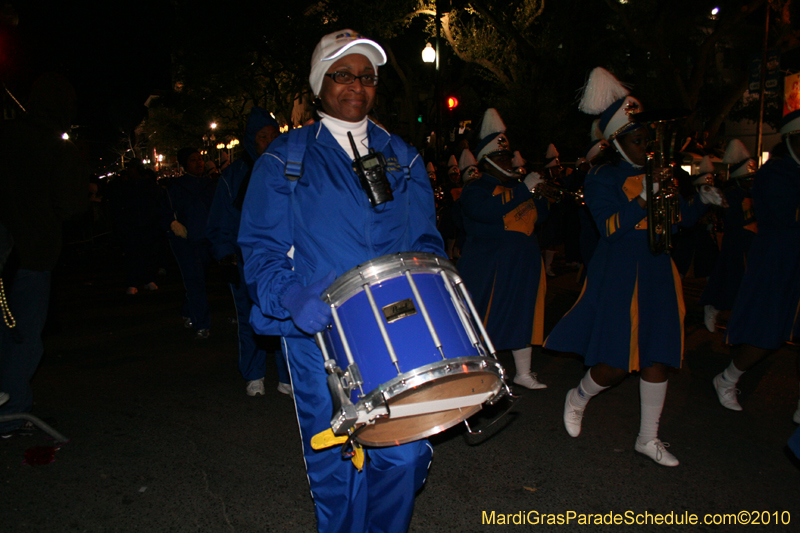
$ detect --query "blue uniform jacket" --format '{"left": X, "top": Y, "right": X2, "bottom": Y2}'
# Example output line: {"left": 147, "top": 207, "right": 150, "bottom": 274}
{"left": 237, "top": 120, "right": 445, "bottom": 337}
{"left": 161, "top": 173, "right": 216, "bottom": 242}
{"left": 457, "top": 174, "right": 549, "bottom": 349}
{"left": 207, "top": 107, "right": 277, "bottom": 261}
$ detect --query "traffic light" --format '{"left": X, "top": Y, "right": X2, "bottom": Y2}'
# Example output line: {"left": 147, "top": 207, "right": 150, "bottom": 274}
{"left": 446, "top": 96, "right": 459, "bottom": 111}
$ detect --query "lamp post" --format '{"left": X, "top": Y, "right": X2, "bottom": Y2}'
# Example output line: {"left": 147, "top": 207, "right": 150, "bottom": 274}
{"left": 421, "top": 1, "right": 443, "bottom": 164}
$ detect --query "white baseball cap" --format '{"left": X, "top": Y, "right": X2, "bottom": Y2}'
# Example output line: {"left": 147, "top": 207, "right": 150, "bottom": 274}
{"left": 309, "top": 29, "right": 387, "bottom": 97}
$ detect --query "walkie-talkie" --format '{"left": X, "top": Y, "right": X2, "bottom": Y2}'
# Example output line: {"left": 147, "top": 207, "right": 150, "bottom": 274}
{"left": 347, "top": 131, "right": 393, "bottom": 207}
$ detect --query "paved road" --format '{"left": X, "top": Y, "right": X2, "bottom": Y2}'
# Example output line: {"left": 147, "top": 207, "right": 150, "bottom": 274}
{"left": 2, "top": 241, "right": 798, "bottom": 532}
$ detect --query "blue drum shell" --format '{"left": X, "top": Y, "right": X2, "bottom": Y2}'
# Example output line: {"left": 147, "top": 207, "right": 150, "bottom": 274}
{"left": 323, "top": 272, "right": 480, "bottom": 403}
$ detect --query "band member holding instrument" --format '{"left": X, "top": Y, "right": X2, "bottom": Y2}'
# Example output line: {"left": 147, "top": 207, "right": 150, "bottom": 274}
{"left": 713, "top": 111, "right": 800, "bottom": 424}
{"left": 237, "top": 30, "right": 444, "bottom": 533}
{"left": 457, "top": 108, "right": 549, "bottom": 390}
{"left": 671, "top": 156, "right": 722, "bottom": 281}
{"left": 699, "top": 139, "right": 757, "bottom": 333}
{"left": 543, "top": 68, "right": 723, "bottom": 467}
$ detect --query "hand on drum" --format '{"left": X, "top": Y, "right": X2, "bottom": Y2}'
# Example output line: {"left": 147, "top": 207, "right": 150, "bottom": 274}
{"left": 281, "top": 272, "right": 336, "bottom": 335}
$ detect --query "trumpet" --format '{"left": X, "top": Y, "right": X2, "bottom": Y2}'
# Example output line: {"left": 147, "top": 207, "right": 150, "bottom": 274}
{"left": 637, "top": 111, "right": 686, "bottom": 255}
{"left": 532, "top": 182, "right": 585, "bottom": 204}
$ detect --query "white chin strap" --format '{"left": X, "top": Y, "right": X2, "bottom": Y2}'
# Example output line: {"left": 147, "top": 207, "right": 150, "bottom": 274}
{"left": 612, "top": 138, "right": 644, "bottom": 169}
{"left": 485, "top": 157, "right": 518, "bottom": 178}
{"left": 786, "top": 136, "right": 800, "bottom": 166}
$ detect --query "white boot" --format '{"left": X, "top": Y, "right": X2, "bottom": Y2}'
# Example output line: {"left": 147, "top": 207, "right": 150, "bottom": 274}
{"left": 544, "top": 250, "right": 556, "bottom": 277}
{"left": 704, "top": 305, "right": 719, "bottom": 333}
{"left": 512, "top": 347, "right": 547, "bottom": 389}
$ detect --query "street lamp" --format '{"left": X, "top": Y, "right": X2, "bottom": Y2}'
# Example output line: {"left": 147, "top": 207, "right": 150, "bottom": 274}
{"left": 216, "top": 142, "right": 225, "bottom": 165}
{"left": 422, "top": 43, "right": 436, "bottom": 63}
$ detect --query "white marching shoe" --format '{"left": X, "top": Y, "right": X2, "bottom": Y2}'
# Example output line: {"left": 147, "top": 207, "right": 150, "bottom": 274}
{"left": 704, "top": 305, "right": 719, "bottom": 333}
{"left": 513, "top": 373, "right": 547, "bottom": 390}
{"left": 563, "top": 389, "right": 584, "bottom": 437}
{"left": 246, "top": 378, "right": 265, "bottom": 396}
{"left": 713, "top": 373, "right": 742, "bottom": 411}
{"left": 635, "top": 438, "right": 679, "bottom": 467}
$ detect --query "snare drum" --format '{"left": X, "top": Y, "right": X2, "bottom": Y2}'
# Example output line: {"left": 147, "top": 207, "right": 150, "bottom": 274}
{"left": 316, "top": 252, "right": 506, "bottom": 447}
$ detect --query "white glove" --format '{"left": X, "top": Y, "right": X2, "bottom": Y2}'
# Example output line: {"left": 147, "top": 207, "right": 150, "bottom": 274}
{"left": 523, "top": 172, "right": 543, "bottom": 192}
{"left": 639, "top": 179, "right": 659, "bottom": 201}
{"left": 699, "top": 185, "right": 726, "bottom": 207}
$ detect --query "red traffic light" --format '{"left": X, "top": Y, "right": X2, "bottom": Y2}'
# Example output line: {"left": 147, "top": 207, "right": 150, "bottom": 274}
{"left": 446, "top": 96, "right": 459, "bottom": 110}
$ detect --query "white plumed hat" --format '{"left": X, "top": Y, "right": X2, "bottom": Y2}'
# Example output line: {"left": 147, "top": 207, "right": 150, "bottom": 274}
{"left": 693, "top": 155, "right": 715, "bottom": 186}
{"left": 475, "top": 108, "right": 510, "bottom": 161}
{"left": 722, "top": 139, "right": 756, "bottom": 179}
{"left": 579, "top": 67, "right": 642, "bottom": 141}
{"left": 544, "top": 143, "right": 560, "bottom": 168}
{"left": 458, "top": 149, "right": 480, "bottom": 184}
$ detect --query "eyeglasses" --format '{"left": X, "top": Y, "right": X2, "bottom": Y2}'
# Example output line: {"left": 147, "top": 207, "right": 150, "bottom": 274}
{"left": 324, "top": 71, "right": 379, "bottom": 87}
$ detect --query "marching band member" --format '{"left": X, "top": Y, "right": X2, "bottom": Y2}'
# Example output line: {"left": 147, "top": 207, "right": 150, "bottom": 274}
{"left": 713, "top": 111, "right": 800, "bottom": 424}
{"left": 538, "top": 143, "right": 564, "bottom": 277}
{"left": 457, "top": 108, "right": 549, "bottom": 390}
{"left": 439, "top": 155, "right": 462, "bottom": 260}
{"left": 450, "top": 148, "right": 482, "bottom": 259}
{"left": 238, "top": 29, "right": 444, "bottom": 533}
{"left": 206, "top": 107, "right": 290, "bottom": 397}
{"left": 544, "top": 67, "right": 724, "bottom": 466}
{"left": 699, "top": 139, "right": 757, "bottom": 333}
{"left": 671, "top": 156, "right": 721, "bottom": 281}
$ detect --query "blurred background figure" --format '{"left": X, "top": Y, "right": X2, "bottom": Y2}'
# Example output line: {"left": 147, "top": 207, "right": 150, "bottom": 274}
{"left": 713, "top": 111, "right": 800, "bottom": 423}
{"left": 207, "top": 107, "right": 291, "bottom": 397}
{"left": 161, "top": 147, "right": 217, "bottom": 340}
{"left": 0, "top": 73, "right": 87, "bottom": 437}
{"left": 107, "top": 159, "right": 162, "bottom": 295}
{"left": 699, "top": 139, "right": 757, "bottom": 333}
{"left": 457, "top": 108, "right": 549, "bottom": 390}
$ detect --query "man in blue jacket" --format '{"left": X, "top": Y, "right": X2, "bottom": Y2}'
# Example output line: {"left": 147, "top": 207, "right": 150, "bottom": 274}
{"left": 207, "top": 107, "right": 290, "bottom": 396}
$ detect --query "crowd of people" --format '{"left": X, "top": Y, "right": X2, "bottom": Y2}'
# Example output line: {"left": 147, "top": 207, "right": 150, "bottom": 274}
{"left": 1, "top": 29, "right": 798, "bottom": 533}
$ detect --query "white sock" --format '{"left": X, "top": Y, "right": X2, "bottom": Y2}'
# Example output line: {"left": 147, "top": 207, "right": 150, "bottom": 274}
{"left": 722, "top": 362, "right": 745, "bottom": 385}
{"left": 544, "top": 250, "right": 555, "bottom": 270}
{"left": 570, "top": 369, "right": 608, "bottom": 410}
{"left": 512, "top": 347, "right": 532, "bottom": 376}
{"left": 638, "top": 378, "right": 667, "bottom": 445}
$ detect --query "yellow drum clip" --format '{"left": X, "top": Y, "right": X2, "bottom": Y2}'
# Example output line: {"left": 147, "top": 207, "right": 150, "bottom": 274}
{"left": 310, "top": 428, "right": 364, "bottom": 472}
{"left": 310, "top": 428, "right": 348, "bottom": 450}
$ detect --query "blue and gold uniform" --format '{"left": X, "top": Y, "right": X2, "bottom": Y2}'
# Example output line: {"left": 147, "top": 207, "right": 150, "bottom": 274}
{"left": 544, "top": 160, "right": 707, "bottom": 370}
{"left": 457, "top": 174, "right": 549, "bottom": 350}
{"left": 726, "top": 154, "right": 800, "bottom": 349}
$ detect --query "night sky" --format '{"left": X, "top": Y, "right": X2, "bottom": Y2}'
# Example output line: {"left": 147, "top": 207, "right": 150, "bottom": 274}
{"left": 5, "top": 1, "right": 174, "bottom": 167}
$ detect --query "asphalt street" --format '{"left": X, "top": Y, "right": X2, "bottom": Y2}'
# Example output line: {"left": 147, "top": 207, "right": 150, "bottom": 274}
{"left": 2, "top": 239, "right": 799, "bottom": 532}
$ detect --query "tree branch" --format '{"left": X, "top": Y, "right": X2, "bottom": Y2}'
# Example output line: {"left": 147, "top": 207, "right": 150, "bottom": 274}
{"left": 441, "top": 12, "right": 512, "bottom": 87}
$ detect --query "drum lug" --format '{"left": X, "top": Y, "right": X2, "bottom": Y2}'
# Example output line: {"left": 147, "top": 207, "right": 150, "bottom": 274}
{"left": 343, "top": 363, "right": 364, "bottom": 393}
{"left": 327, "top": 372, "right": 359, "bottom": 436}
